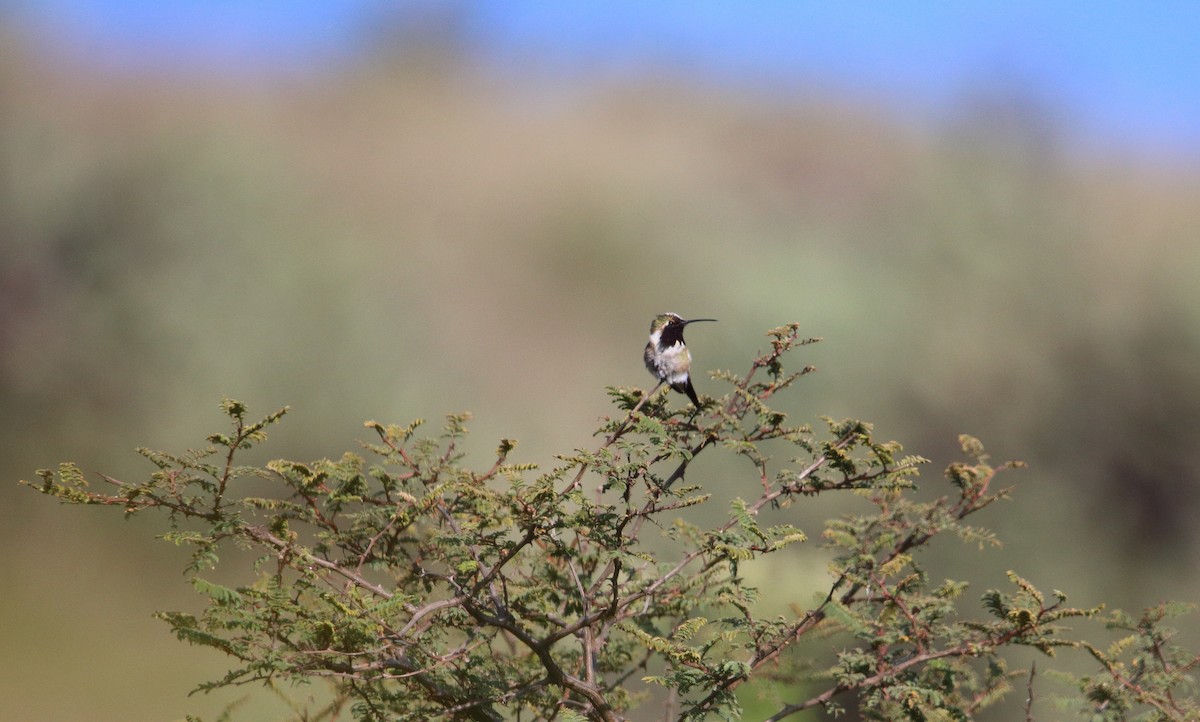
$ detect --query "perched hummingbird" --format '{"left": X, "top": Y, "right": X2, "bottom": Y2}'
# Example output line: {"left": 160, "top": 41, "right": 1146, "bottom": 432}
{"left": 644, "top": 313, "right": 717, "bottom": 407}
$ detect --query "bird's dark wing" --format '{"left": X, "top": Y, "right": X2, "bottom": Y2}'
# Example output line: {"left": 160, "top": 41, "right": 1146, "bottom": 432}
{"left": 675, "top": 377, "right": 702, "bottom": 407}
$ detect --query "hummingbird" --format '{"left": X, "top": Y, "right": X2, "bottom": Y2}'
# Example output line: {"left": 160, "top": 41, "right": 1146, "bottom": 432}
{"left": 644, "top": 313, "right": 717, "bottom": 407}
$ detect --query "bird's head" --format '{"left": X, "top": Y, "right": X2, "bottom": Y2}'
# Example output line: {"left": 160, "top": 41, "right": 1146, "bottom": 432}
{"left": 649, "top": 312, "right": 717, "bottom": 336}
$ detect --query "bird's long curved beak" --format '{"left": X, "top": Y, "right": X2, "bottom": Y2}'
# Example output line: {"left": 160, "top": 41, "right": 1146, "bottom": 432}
{"left": 683, "top": 318, "right": 717, "bottom": 325}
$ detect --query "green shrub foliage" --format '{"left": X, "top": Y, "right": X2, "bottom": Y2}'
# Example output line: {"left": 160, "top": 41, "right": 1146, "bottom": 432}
{"left": 25, "top": 325, "right": 1198, "bottom": 721}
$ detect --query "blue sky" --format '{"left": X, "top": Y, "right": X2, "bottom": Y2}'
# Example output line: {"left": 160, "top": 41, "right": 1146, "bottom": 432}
{"left": 13, "top": 1, "right": 1200, "bottom": 153}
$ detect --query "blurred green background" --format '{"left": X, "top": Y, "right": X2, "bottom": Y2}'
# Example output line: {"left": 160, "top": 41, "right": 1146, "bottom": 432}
{"left": 4, "top": 4, "right": 1199, "bottom": 720}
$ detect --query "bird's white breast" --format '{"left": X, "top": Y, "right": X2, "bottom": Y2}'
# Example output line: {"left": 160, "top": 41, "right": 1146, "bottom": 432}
{"left": 656, "top": 341, "right": 691, "bottom": 385}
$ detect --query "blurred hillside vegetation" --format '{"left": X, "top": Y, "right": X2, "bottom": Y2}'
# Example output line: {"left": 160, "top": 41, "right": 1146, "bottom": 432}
{"left": 4, "top": 18, "right": 1200, "bottom": 721}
